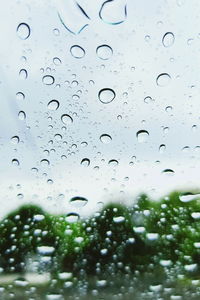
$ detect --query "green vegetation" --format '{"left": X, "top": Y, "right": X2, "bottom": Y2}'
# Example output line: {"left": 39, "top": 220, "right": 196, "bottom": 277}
{"left": 0, "top": 190, "right": 200, "bottom": 283}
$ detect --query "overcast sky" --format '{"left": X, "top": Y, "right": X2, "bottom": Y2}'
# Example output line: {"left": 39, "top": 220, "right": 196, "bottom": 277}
{"left": 0, "top": 0, "right": 200, "bottom": 218}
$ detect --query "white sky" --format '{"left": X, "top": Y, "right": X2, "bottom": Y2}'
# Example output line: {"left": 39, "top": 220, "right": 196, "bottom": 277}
{"left": 0, "top": 0, "right": 200, "bottom": 218}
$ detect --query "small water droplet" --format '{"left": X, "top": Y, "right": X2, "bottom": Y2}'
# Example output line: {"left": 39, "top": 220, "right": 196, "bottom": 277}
{"left": 42, "top": 75, "right": 55, "bottom": 85}
{"left": 136, "top": 130, "right": 149, "bottom": 143}
{"left": 96, "top": 45, "right": 113, "bottom": 60}
{"left": 156, "top": 73, "right": 171, "bottom": 87}
{"left": 108, "top": 159, "right": 118, "bottom": 166}
{"left": 65, "top": 213, "right": 80, "bottom": 223}
{"left": 12, "top": 159, "right": 19, "bottom": 166}
{"left": 192, "top": 125, "right": 197, "bottom": 132}
{"left": 48, "top": 100, "right": 60, "bottom": 111}
{"left": 81, "top": 158, "right": 90, "bottom": 167}
{"left": 162, "top": 169, "right": 174, "bottom": 176}
{"left": 159, "top": 144, "right": 166, "bottom": 153}
{"left": 144, "top": 96, "right": 153, "bottom": 104}
{"left": 98, "top": 88, "right": 116, "bottom": 104}
{"left": 162, "top": 32, "right": 175, "bottom": 47}
{"left": 53, "top": 57, "right": 62, "bottom": 65}
{"left": 53, "top": 28, "right": 60, "bottom": 36}
{"left": 145, "top": 35, "right": 151, "bottom": 42}
{"left": 113, "top": 216, "right": 125, "bottom": 223}
{"left": 16, "top": 92, "right": 25, "bottom": 101}
{"left": 40, "top": 159, "right": 50, "bottom": 166}
{"left": 182, "top": 146, "right": 190, "bottom": 153}
{"left": 17, "top": 23, "right": 30, "bottom": 40}
{"left": 18, "top": 111, "right": 26, "bottom": 120}
{"left": 19, "top": 69, "right": 28, "bottom": 80}
{"left": 70, "top": 196, "right": 88, "bottom": 208}
{"left": 11, "top": 136, "right": 20, "bottom": 144}
{"left": 100, "top": 134, "right": 112, "bottom": 144}
{"left": 61, "top": 114, "right": 73, "bottom": 125}
{"left": 165, "top": 106, "right": 173, "bottom": 113}
{"left": 70, "top": 45, "right": 85, "bottom": 59}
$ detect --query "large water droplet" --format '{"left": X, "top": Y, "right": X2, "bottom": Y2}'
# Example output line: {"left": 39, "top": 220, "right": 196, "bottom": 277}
{"left": 98, "top": 88, "right": 116, "bottom": 104}
{"left": 61, "top": 114, "right": 73, "bottom": 125}
{"left": 70, "top": 45, "right": 85, "bottom": 58}
{"left": 136, "top": 130, "right": 149, "bottom": 143}
{"left": 96, "top": 45, "right": 113, "bottom": 60}
{"left": 18, "top": 111, "right": 26, "bottom": 120}
{"left": 99, "top": 0, "right": 127, "bottom": 25}
{"left": 70, "top": 196, "right": 88, "bottom": 208}
{"left": 42, "top": 75, "right": 55, "bottom": 85}
{"left": 156, "top": 73, "right": 171, "bottom": 87}
{"left": 179, "top": 192, "right": 200, "bottom": 202}
{"left": 48, "top": 100, "right": 60, "bottom": 111}
{"left": 100, "top": 134, "right": 112, "bottom": 144}
{"left": 17, "top": 23, "right": 30, "bottom": 40}
{"left": 162, "top": 32, "right": 175, "bottom": 47}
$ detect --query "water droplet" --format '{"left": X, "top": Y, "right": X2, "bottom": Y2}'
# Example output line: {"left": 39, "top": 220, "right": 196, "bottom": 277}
{"left": 19, "top": 69, "right": 28, "bottom": 80}
{"left": 144, "top": 96, "right": 153, "bottom": 104}
{"left": 100, "top": 134, "right": 112, "bottom": 144}
{"left": 65, "top": 213, "right": 80, "bottom": 223}
{"left": 18, "top": 111, "right": 26, "bottom": 120}
{"left": 136, "top": 130, "right": 149, "bottom": 143}
{"left": 162, "top": 169, "right": 174, "bottom": 176}
{"left": 182, "top": 146, "right": 190, "bottom": 153}
{"left": 70, "top": 196, "right": 88, "bottom": 208}
{"left": 145, "top": 35, "right": 151, "bottom": 42}
{"left": 16, "top": 92, "right": 25, "bottom": 101}
{"left": 81, "top": 141, "right": 88, "bottom": 147}
{"left": 99, "top": 0, "right": 127, "bottom": 25}
{"left": 162, "top": 32, "right": 175, "bottom": 47}
{"left": 156, "top": 73, "right": 171, "bottom": 87}
{"left": 61, "top": 114, "right": 73, "bottom": 125}
{"left": 17, "top": 193, "right": 24, "bottom": 199}
{"left": 70, "top": 45, "right": 85, "bottom": 59}
{"left": 40, "top": 159, "right": 50, "bottom": 166}
{"left": 165, "top": 106, "right": 173, "bottom": 113}
{"left": 108, "top": 159, "right": 118, "bottom": 166}
{"left": 11, "top": 136, "right": 20, "bottom": 144}
{"left": 192, "top": 125, "right": 197, "bottom": 132}
{"left": 81, "top": 158, "right": 90, "bottom": 167}
{"left": 179, "top": 192, "right": 200, "bottom": 202}
{"left": 17, "top": 23, "right": 30, "bottom": 40}
{"left": 12, "top": 159, "right": 19, "bottom": 166}
{"left": 53, "top": 28, "right": 60, "bottom": 36}
{"left": 53, "top": 57, "right": 62, "bottom": 65}
{"left": 176, "top": 0, "right": 185, "bottom": 5}
{"left": 159, "top": 144, "right": 166, "bottom": 153}
{"left": 48, "top": 100, "right": 60, "bottom": 111}
{"left": 42, "top": 75, "right": 55, "bottom": 85}
{"left": 96, "top": 45, "right": 113, "bottom": 60}
{"left": 98, "top": 88, "right": 116, "bottom": 104}
{"left": 113, "top": 216, "right": 125, "bottom": 223}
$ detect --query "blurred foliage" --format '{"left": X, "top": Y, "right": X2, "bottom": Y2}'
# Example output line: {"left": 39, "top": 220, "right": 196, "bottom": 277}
{"left": 0, "top": 191, "right": 200, "bottom": 281}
